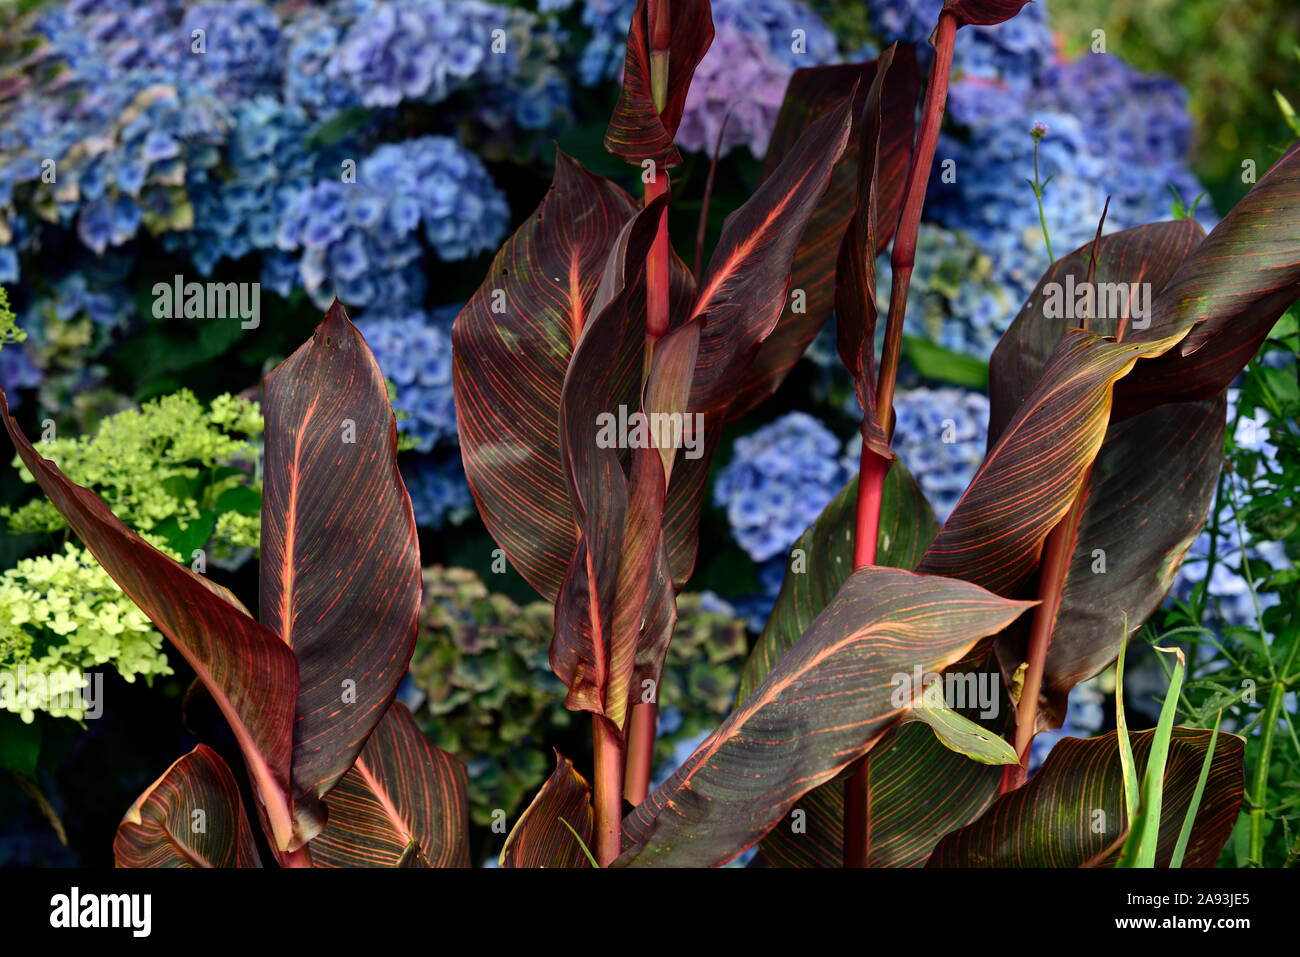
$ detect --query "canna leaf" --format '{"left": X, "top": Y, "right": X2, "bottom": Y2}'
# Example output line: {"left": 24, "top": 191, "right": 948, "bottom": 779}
{"left": 738, "top": 461, "right": 938, "bottom": 699}
{"left": 688, "top": 90, "right": 855, "bottom": 417}
{"left": 739, "top": 466, "right": 1008, "bottom": 868}
{"left": 604, "top": 0, "right": 715, "bottom": 170}
{"left": 986, "top": 224, "right": 1223, "bottom": 726}
{"left": 835, "top": 45, "right": 904, "bottom": 456}
{"left": 730, "top": 49, "right": 919, "bottom": 419}
{"left": 946, "top": 0, "right": 1033, "bottom": 27}
{"left": 260, "top": 299, "right": 422, "bottom": 817}
{"left": 500, "top": 751, "right": 595, "bottom": 869}
{"left": 1118, "top": 140, "right": 1300, "bottom": 414}
{"left": 309, "top": 703, "right": 469, "bottom": 868}
{"left": 917, "top": 327, "right": 1188, "bottom": 597}
{"left": 114, "top": 745, "right": 263, "bottom": 868}
{"left": 927, "top": 728, "right": 1244, "bottom": 867}
{"left": 552, "top": 197, "right": 669, "bottom": 727}
{"left": 616, "top": 566, "right": 1033, "bottom": 867}
{"left": 453, "top": 151, "right": 691, "bottom": 602}
{"left": 0, "top": 389, "right": 300, "bottom": 852}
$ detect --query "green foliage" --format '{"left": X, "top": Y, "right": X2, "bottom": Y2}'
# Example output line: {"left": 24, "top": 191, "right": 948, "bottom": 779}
{"left": 3, "top": 390, "right": 262, "bottom": 562}
{"left": 408, "top": 566, "right": 749, "bottom": 828}
{"left": 0, "top": 286, "right": 24, "bottom": 349}
{"left": 1146, "top": 306, "right": 1300, "bottom": 866}
{"left": 0, "top": 542, "right": 173, "bottom": 723}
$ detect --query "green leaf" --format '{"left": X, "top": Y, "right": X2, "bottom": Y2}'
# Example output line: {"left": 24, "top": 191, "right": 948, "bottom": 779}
{"left": 927, "top": 728, "right": 1244, "bottom": 867}
{"left": 1172, "top": 710, "right": 1222, "bottom": 868}
{"left": 905, "top": 686, "right": 1019, "bottom": 766}
{"left": 903, "top": 335, "right": 990, "bottom": 389}
{"left": 212, "top": 485, "right": 261, "bottom": 516}
{"left": 150, "top": 511, "right": 214, "bottom": 557}
{"left": 1118, "top": 646, "right": 1187, "bottom": 868}
{"left": 0, "top": 711, "right": 40, "bottom": 779}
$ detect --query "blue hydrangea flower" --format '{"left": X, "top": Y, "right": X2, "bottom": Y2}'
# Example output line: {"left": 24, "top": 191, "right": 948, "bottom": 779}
{"left": 356, "top": 306, "right": 459, "bottom": 453}
{"left": 715, "top": 411, "right": 852, "bottom": 563}
{"left": 401, "top": 453, "right": 474, "bottom": 529}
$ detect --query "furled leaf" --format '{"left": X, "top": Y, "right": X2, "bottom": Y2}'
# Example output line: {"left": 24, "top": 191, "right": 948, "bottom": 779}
{"left": 310, "top": 704, "right": 469, "bottom": 868}
{"left": 500, "top": 751, "right": 595, "bottom": 869}
{"left": 835, "top": 45, "right": 902, "bottom": 456}
{"left": 1118, "top": 141, "right": 1300, "bottom": 414}
{"left": 0, "top": 390, "right": 300, "bottom": 852}
{"left": 453, "top": 152, "right": 639, "bottom": 601}
{"left": 553, "top": 197, "right": 667, "bottom": 727}
{"left": 730, "top": 49, "right": 919, "bottom": 418}
{"left": 905, "top": 685, "right": 1019, "bottom": 766}
{"left": 453, "top": 152, "right": 694, "bottom": 603}
{"left": 927, "top": 728, "right": 1244, "bottom": 867}
{"left": 260, "top": 299, "right": 422, "bottom": 813}
{"left": 115, "top": 745, "right": 263, "bottom": 868}
{"left": 604, "top": 0, "right": 714, "bottom": 170}
{"left": 616, "top": 566, "right": 1034, "bottom": 866}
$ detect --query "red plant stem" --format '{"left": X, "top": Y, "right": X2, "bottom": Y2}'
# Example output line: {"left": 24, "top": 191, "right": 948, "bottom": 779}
{"left": 592, "top": 714, "right": 625, "bottom": 866}
{"left": 843, "top": 440, "right": 889, "bottom": 867}
{"left": 843, "top": 8, "right": 958, "bottom": 871}
{"left": 876, "top": 9, "right": 957, "bottom": 419}
{"left": 1003, "top": 485, "right": 1088, "bottom": 792}
{"left": 624, "top": 700, "right": 657, "bottom": 805}
{"left": 624, "top": 4, "right": 674, "bottom": 799}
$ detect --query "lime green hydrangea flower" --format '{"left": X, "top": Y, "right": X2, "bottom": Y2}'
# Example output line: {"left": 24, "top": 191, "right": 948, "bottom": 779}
{"left": 0, "top": 542, "right": 173, "bottom": 723}
{"left": 0, "top": 285, "right": 24, "bottom": 349}
{"left": 3, "top": 389, "right": 262, "bottom": 560}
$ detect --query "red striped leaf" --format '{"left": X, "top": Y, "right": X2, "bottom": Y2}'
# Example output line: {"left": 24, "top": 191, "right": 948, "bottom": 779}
{"left": 947, "top": 0, "right": 1032, "bottom": 27}
{"left": 453, "top": 152, "right": 640, "bottom": 602}
{"left": 927, "top": 728, "right": 1244, "bottom": 867}
{"left": 616, "top": 565, "right": 1034, "bottom": 867}
{"left": 0, "top": 389, "right": 300, "bottom": 852}
{"left": 500, "top": 751, "right": 595, "bottom": 868}
{"left": 738, "top": 466, "right": 1008, "bottom": 868}
{"left": 917, "top": 327, "right": 1187, "bottom": 596}
{"left": 114, "top": 745, "right": 263, "bottom": 868}
{"left": 732, "top": 50, "right": 919, "bottom": 419}
{"left": 688, "top": 90, "right": 855, "bottom": 416}
{"left": 453, "top": 153, "right": 695, "bottom": 602}
{"left": 1119, "top": 140, "right": 1300, "bottom": 414}
{"left": 260, "top": 299, "right": 422, "bottom": 821}
{"left": 310, "top": 703, "right": 470, "bottom": 868}
{"left": 835, "top": 46, "right": 906, "bottom": 455}
{"left": 604, "top": 0, "right": 715, "bottom": 170}
{"left": 986, "top": 224, "right": 1224, "bottom": 727}
{"left": 553, "top": 197, "right": 669, "bottom": 727}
